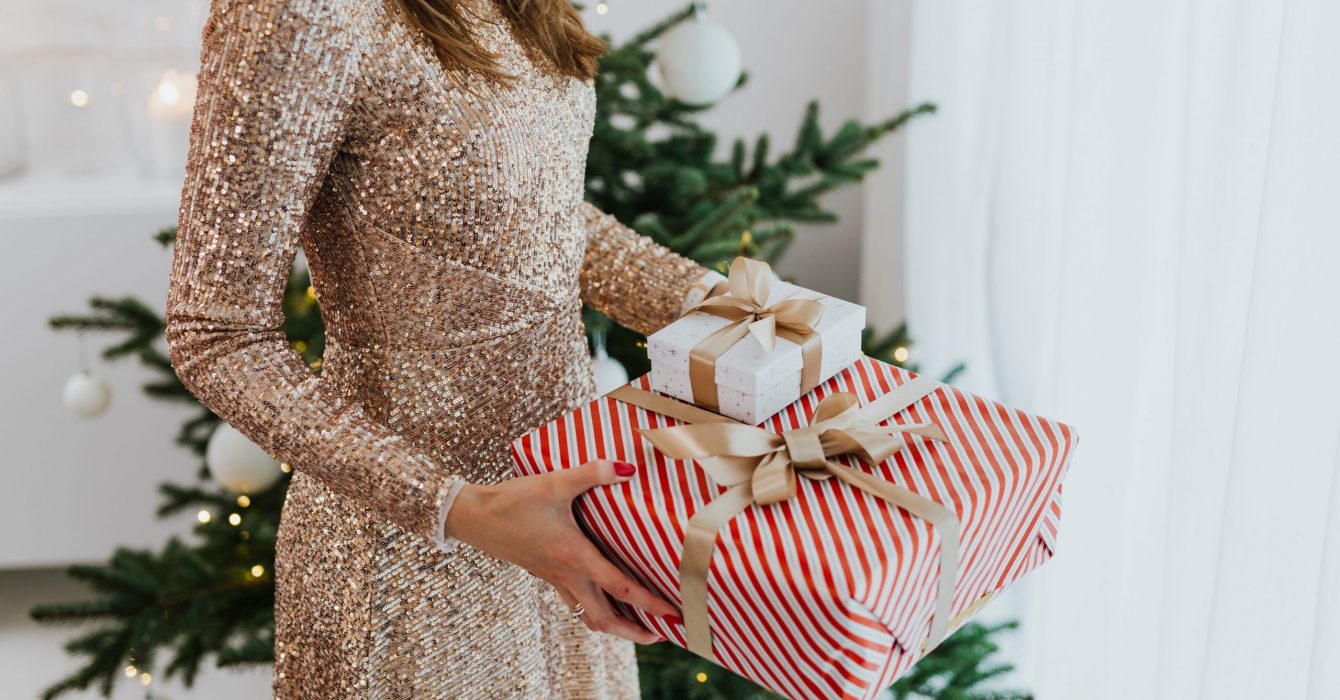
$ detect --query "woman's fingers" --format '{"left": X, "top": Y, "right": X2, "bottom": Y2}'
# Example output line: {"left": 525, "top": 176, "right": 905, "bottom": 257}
{"left": 588, "top": 553, "right": 679, "bottom": 619}
{"left": 571, "top": 579, "right": 662, "bottom": 645}
{"left": 562, "top": 459, "right": 637, "bottom": 498}
{"left": 555, "top": 568, "right": 665, "bottom": 644}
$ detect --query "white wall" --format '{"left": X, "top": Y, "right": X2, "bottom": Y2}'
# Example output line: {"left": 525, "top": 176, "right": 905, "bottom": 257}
{"left": 0, "top": 1, "right": 912, "bottom": 698}
{"left": 861, "top": 1, "right": 914, "bottom": 330}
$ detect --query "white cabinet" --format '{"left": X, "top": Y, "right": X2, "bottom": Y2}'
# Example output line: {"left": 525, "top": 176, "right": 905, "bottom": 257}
{"left": 0, "top": 175, "right": 199, "bottom": 568}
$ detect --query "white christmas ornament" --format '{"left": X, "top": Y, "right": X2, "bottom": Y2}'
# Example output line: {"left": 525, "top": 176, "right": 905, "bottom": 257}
{"left": 589, "top": 330, "right": 629, "bottom": 395}
{"left": 206, "top": 423, "right": 283, "bottom": 494}
{"left": 591, "top": 347, "right": 630, "bottom": 395}
{"left": 656, "top": 14, "right": 742, "bottom": 105}
{"left": 62, "top": 371, "right": 112, "bottom": 418}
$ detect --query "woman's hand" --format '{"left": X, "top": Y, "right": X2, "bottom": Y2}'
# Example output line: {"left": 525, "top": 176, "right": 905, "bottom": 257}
{"left": 443, "top": 460, "right": 680, "bottom": 644}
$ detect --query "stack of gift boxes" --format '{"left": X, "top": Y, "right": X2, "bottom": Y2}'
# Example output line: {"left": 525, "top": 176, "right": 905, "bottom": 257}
{"left": 513, "top": 258, "right": 1077, "bottom": 700}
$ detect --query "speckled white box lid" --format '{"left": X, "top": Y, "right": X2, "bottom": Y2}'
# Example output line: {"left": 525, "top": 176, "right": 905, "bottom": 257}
{"left": 646, "top": 280, "right": 865, "bottom": 401}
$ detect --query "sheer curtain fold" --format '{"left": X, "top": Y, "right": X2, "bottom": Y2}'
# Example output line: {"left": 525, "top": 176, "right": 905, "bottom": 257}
{"left": 897, "top": 1, "right": 1340, "bottom": 698}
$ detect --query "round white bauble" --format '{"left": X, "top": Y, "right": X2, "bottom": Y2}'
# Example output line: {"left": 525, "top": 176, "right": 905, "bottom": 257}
{"left": 206, "top": 423, "right": 283, "bottom": 494}
{"left": 656, "top": 16, "right": 742, "bottom": 105}
{"left": 62, "top": 371, "right": 112, "bottom": 418}
{"left": 591, "top": 349, "right": 630, "bottom": 395}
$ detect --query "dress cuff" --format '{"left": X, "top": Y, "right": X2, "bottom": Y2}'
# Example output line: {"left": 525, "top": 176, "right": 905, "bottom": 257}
{"left": 433, "top": 477, "right": 468, "bottom": 555}
{"left": 680, "top": 269, "right": 728, "bottom": 315}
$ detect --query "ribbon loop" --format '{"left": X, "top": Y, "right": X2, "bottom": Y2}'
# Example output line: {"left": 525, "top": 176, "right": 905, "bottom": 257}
{"left": 729, "top": 256, "right": 772, "bottom": 302}
{"left": 811, "top": 391, "right": 861, "bottom": 423}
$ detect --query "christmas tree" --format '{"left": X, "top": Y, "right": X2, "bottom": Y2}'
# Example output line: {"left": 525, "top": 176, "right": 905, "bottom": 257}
{"left": 31, "top": 5, "right": 1018, "bottom": 698}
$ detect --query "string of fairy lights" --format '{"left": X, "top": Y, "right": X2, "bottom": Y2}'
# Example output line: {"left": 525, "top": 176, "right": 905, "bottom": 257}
{"left": 193, "top": 464, "right": 290, "bottom": 585}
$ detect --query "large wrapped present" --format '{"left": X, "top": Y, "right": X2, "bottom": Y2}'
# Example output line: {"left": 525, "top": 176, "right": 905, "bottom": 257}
{"left": 648, "top": 257, "right": 865, "bottom": 424}
{"left": 512, "top": 357, "right": 1076, "bottom": 700}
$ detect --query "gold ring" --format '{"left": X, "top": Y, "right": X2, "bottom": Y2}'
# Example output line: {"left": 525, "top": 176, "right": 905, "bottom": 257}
{"left": 569, "top": 603, "right": 586, "bottom": 621}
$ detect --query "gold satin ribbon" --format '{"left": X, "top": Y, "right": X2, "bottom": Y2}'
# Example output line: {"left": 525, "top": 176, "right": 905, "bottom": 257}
{"left": 683, "top": 257, "right": 826, "bottom": 412}
{"left": 610, "top": 375, "right": 961, "bottom": 662}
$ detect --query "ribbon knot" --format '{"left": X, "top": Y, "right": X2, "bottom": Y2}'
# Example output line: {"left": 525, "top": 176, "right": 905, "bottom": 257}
{"left": 629, "top": 375, "right": 961, "bottom": 663}
{"left": 781, "top": 426, "right": 826, "bottom": 469}
{"left": 684, "top": 257, "right": 827, "bottom": 411}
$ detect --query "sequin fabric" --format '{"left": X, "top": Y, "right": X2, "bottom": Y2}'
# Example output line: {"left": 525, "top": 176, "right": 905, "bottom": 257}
{"left": 164, "top": 0, "right": 706, "bottom": 696}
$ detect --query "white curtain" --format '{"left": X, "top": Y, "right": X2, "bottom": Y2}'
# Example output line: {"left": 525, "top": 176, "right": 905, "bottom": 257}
{"left": 895, "top": 1, "right": 1340, "bottom": 698}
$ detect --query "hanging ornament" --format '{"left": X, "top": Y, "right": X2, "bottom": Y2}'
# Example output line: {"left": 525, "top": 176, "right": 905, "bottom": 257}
{"left": 206, "top": 423, "right": 283, "bottom": 494}
{"left": 62, "top": 335, "right": 112, "bottom": 418}
{"left": 590, "top": 330, "right": 629, "bottom": 395}
{"left": 62, "top": 371, "right": 112, "bottom": 418}
{"left": 655, "top": 5, "right": 742, "bottom": 106}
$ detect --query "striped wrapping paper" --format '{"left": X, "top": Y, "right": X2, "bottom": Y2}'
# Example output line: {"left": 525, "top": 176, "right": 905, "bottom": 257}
{"left": 511, "top": 357, "right": 1076, "bottom": 700}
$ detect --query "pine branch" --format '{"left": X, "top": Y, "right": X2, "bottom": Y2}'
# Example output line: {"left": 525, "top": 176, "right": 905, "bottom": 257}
{"left": 216, "top": 635, "right": 274, "bottom": 667}
{"left": 620, "top": 3, "right": 698, "bottom": 51}
{"left": 890, "top": 621, "right": 1030, "bottom": 700}
{"left": 868, "top": 101, "right": 938, "bottom": 140}
{"left": 669, "top": 187, "right": 758, "bottom": 263}
{"left": 155, "top": 483, "right": 235, "bottom": 517}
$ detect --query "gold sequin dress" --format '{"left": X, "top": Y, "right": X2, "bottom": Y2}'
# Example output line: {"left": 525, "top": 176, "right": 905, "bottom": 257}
{"left": 164, "top": 0, "right": 721, "bottom": 696}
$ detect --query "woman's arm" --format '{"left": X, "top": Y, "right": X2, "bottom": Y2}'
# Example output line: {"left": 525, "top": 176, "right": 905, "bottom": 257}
{"left": 578, "top": 202, "right": 726, "bottom": 335}
{"left": 166, "top": 0, "right": 459, "bottom": 547}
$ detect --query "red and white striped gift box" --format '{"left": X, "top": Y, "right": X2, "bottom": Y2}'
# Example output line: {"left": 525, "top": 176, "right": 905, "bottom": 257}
{"left": 511, "top": 356, "right": 1076, "bottom": 700}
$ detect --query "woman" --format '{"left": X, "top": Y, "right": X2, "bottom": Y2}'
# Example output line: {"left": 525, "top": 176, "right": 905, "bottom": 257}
{"left": 165, "top": 0, "right": 727, "bottom": 696}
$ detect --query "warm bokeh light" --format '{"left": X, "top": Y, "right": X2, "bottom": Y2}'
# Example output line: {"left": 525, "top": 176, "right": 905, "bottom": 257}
{"left": 156, "top": 77, "right": 181, "bottom": 105}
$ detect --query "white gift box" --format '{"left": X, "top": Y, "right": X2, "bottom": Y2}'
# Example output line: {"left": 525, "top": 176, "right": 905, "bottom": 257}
{"left": 647, "top": 280, "right": 866, "bottom": 424}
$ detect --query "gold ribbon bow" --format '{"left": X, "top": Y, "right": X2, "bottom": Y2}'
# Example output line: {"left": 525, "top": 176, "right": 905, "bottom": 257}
{"left": 685, "top": 257, "right": 826, "bottom": 412}
{"left": 611, "top": 374, "right": 962, "bottom": 663}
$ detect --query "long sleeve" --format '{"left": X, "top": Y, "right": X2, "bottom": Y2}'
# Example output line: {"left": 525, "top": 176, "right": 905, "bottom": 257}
{"left": 577, "top": 201, "right": 725, "bottom": 335}
{"left": 165, "top": 0, "right": 457, "bottom": 546}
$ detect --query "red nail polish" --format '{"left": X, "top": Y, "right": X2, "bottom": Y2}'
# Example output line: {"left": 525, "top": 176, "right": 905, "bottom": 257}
{"left": 664, "top": 614, "right": 683, "bottom": 625}
{"left": 614, "top": 461, "right": 636, "bottom": 477}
